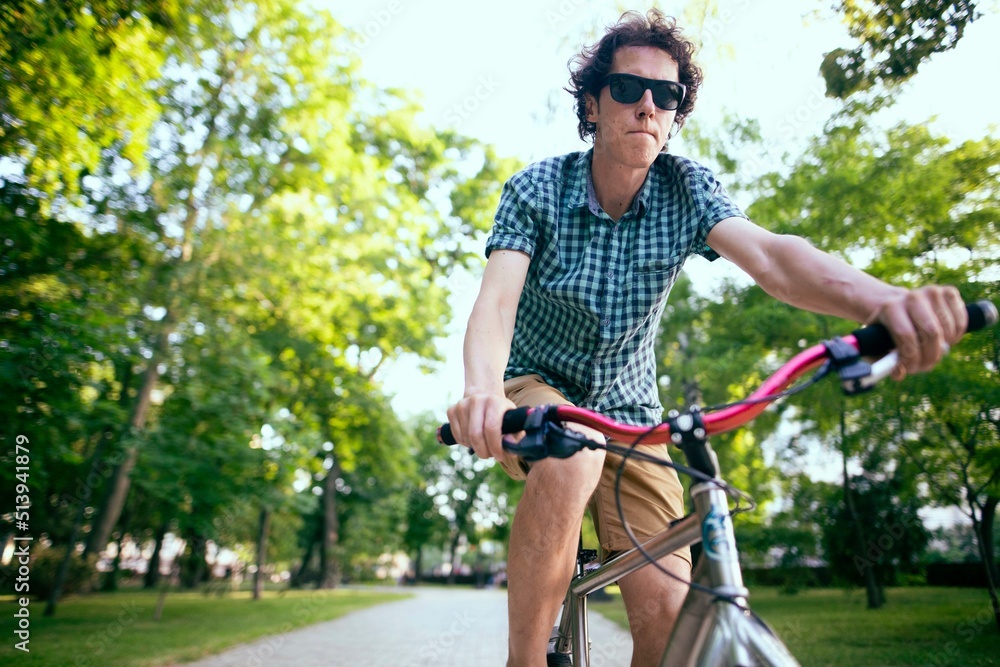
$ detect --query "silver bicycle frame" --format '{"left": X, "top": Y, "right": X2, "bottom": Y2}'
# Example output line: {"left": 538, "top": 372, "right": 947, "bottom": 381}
{"left": 552, "top": 478, "right": 800, "bottom": 667}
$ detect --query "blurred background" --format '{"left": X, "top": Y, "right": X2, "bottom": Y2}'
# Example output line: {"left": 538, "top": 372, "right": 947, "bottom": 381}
{"left": 1, "top": 0, "right": 998, "bottom": 664}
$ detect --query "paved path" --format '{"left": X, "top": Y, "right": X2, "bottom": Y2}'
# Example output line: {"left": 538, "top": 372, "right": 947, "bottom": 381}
{"left": 174, "top": 586, "right": 633, "bottom": 666}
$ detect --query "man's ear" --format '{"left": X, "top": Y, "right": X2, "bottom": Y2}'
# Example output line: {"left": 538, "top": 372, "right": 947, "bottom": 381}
{"left": 585, "top": 93, "right": 598, "bottom": 123}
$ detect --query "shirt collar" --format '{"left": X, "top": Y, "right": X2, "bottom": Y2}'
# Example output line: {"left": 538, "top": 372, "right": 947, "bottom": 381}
{"left": 569, "top": 149, "right": 653, "bottom": 219}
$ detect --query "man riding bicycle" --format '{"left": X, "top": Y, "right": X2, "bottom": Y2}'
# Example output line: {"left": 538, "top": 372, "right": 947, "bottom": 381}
{"left": 445, "top": 10, "right": 967, "bottom": 667}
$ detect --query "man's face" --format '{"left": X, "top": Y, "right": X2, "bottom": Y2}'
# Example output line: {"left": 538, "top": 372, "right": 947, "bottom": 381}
{"left": 586, "top": 46, "right": 680, "bottom": 168}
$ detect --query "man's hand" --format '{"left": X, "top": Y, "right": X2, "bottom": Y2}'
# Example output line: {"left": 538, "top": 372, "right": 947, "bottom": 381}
{"left": 869, "top": 285, "right": 967, "bottom": 380}
{"left": 446, "top": 392, "right": 519, "bottom": 462}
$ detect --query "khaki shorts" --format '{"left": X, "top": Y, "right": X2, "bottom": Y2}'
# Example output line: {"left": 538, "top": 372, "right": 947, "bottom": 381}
{"left": 498, "top": 374, "right": 691, "bottom": 565}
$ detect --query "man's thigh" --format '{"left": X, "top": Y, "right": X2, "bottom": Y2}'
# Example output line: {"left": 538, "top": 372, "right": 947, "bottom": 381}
{"left": 588, "top": 443, "right": 692, "bottom": 566}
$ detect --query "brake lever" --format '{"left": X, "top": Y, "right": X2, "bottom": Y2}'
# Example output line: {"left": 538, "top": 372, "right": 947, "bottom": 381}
{"left": 503, "top": 421, "right": 603, "bottom": 462}
{"left": 825, "top": 336, "right": 874, "bottom": 395}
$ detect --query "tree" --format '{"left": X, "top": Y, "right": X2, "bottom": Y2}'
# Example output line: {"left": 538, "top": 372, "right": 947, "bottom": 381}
{"left": 895, "top": 323, "right": 1000, "bottom": 628}
{"left": 402, "top": 416, "right": 452, "bottom": 582}
{"left": 0, "top": 0, "right": 181, "bottom": 201}
{"left": 682, "top": 78, "right": 999, "bottom": 612}
{"left": 2, "top": 0, "right": 518, "bottom": 609}
{"left": 74, "top": 0, "right": 514, "bottom": 575}
{"left": 822, "top": 0, "right": 982, "bottom": 98}
{"left": 737, "top": 473, "right": 839, "bottom": 592}
{"left": 745, "top": 105, "right": 999, "bottom": 617}
{"left": 822, "top": 468, "right": 930, "bottom": 591}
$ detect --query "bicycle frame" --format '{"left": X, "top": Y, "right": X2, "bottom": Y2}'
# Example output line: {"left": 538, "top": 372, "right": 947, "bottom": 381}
{"left": 551, "top": 433, "right": 800, "bottom": 667}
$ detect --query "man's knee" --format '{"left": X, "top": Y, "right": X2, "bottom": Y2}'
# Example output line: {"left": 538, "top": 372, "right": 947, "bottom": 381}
{"left": 525, "top": 444, "right": 605, "bottom": 508}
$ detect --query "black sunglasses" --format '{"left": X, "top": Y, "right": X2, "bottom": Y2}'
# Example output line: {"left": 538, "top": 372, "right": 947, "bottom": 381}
{"left": 602, "top": 73, "right": 686, "bottom": 111}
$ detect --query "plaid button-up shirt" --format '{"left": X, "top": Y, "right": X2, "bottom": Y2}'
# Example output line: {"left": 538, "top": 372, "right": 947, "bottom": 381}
{"left": 485, "top": 149, "right": 746, "bottom": 426}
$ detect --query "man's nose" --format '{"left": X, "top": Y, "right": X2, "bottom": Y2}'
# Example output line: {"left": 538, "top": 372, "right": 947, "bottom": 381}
{"left": 636, "top": 89, "right": 656, "bottom": 117}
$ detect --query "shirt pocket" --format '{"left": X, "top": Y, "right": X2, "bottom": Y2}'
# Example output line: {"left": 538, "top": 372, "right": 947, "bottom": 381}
{"left": 628, "top": 254, "right": 685, "bottom": 315}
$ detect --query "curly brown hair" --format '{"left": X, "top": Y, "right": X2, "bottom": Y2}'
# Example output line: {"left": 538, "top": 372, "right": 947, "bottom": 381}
{"left": 567, "top": 9, "right": 703, "bottom": 143}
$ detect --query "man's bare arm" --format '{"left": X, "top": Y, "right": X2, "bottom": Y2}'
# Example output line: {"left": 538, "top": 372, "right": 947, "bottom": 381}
{"left": 446, "top": 249, "right": 531, "bottom": 460}
{"left": 707, "top": 216, "right": 967, "bottom": 377}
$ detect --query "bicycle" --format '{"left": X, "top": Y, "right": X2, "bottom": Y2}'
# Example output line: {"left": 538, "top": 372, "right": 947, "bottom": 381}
{"left": 438, "top": 300, "right": 998, "bottom": 667}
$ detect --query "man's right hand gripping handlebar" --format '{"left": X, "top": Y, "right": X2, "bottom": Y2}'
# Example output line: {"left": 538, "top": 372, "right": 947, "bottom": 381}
{"left": 443, "top": 394, "right": 526, "bottom": 461}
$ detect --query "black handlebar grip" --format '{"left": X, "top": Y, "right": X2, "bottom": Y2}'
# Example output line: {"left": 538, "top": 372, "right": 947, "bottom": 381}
{"left": 852, "top": 300, "right": 999, "bottom": 358}
{"left": 437, "top": 406, "right": 533, "bottom": 446}
{"left": 438, "top": 423, "right": 458, "bottom": 446}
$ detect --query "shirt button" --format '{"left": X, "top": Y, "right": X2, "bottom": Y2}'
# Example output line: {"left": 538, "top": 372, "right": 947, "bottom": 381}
{"left": 602, "top": 319, "right": 611, "bottom": 327}
{"left": 606, "top": 271, "right": 613, "bottom": 279}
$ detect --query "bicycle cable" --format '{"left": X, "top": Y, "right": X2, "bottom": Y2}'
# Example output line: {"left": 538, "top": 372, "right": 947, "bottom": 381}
{"left": 697, "top": 360, "right": 832, "bottom": 414}
{"left": 598, "top": 365, "right": 831, "bottom": 606}
{"left": 608, "top": 425, "right": 750, "bottom": 606}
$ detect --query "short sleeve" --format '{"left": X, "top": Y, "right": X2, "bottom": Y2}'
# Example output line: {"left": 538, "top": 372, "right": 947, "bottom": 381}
{"left": 694, "top": 167, "right": 746, "bottom": 262}
{"left": 485, "top": 174, "right": 536, "bottom": 259}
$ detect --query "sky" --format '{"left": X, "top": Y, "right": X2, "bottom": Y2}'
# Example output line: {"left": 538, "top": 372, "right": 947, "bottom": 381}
{"left": 314, "top": 0, "right": 999, "bottom": 526}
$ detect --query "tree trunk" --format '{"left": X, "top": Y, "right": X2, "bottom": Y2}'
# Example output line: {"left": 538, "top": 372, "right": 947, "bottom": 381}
{"left": 153, "top": 560, "right": 180, "bottom": 622}
{"left": 181, "top": 532, "right": 207, "bottom": 589}
{"left": 970, "top": 497, "right": 1000, "bottom": 632}
{"left": 982, "top": 494, "right": 1000, "bottom": 587}
{"left": 677, "top": 331, "right": 705, "bottom": 407}
{"left": 447, "top": 530, "right": 462, "bottom": 585}
{"left": 841, "top": 410, "right": 884, "bottom": 609}
{"left": 45, "top": 425, "right": 117, "bottom": 617}
{"left": 85, "top": 331, "right": 170, "bottom": 558}
{"left": 318, "top": 459, "right": 341, "bottom": 589}
{"left": 291, "top": 526, "right": 318, "bottom": 589}
{"left": 253, "top": 506, "right": 271, "bottom": 600}
{"left": 144, "top": 522, "right": 169, "bottom": 589}
{"left": 102, "top": 498, "right": 135, "bottom": 592}
{"left": 413, "top": 547, "right": 423, "bottom": 584}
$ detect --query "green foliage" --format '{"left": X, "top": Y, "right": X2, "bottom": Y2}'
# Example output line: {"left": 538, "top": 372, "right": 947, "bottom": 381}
{"left": 679, "top": 90, "right": 999, "bottom": 586}
{"left": 823, "top": 1, "right": 981, "bottom": 98}
{"left": 0, "top": 0, "right": 185, "bottom": 200}
{"left": 927, "top": 523, "right": 1000, "bottom": 563}
{"left": 748, "top": 110, "right": 999, "bottom": 285}
{"left": 402, "top": 416, "right": 453, "bottom": 566}
{"left": 1, "top": 0, "right": 518, "bottom": 590}
{"left": 822, "top": 471, "right": 930, "bottom": 587}
{"left": 738, "top": 474, "right": 839, "bottom": 570}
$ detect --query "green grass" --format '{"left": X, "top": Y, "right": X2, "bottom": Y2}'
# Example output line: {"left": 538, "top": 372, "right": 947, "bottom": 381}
{"left": 0, "top": 586, "right": 409, "bottom": 667}
{"left": 590, "top": 586, "right": 1000, "bottom": 667}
